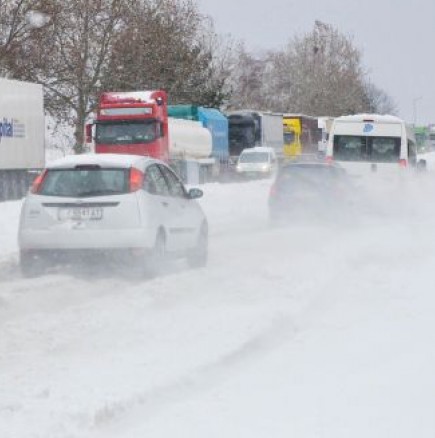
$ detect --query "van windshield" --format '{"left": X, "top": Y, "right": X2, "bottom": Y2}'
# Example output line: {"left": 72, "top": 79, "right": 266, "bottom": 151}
{"left": 239, "top": 152, "right": 270, "bottom": 163}
{"left": 334, "top": 135, "right": 401, "bottom": 163}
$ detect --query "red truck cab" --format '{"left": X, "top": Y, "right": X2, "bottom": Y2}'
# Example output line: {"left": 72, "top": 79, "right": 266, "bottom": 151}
{"left": 87, "top": 90, "right": 169, "bottom": 161}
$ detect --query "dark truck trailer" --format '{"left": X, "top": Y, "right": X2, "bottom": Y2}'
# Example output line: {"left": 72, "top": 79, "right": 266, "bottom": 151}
{"left": 227, "top": 110, "right": 283, "bottom": 158}
{"left": 0, "top": 78, "right": 45, "bottom": 201}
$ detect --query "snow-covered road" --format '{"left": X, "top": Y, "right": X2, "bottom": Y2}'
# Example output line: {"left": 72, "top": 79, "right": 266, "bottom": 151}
{"left": 1, "top": 170, "right": 435, "bottom": 438}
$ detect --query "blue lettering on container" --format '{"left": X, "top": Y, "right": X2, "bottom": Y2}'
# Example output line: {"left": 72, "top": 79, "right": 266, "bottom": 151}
{"left": 0, "top": 118, "right": 25, "bottom": 142}
{"left": 363, "top": 123, "right": 374, "bottom": 133}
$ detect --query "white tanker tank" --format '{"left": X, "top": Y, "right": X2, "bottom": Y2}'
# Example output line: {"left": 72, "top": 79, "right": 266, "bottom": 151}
{"left": 168, "top": 117, "right": 216, "bottom": 184}
{"left": 168, "top": 118, "right": 212, "bottom": 159}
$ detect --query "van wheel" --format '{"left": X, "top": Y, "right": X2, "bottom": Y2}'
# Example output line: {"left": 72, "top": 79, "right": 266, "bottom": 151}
{"left": 187, "top": 224, "right": 208, "bottom": 269}
{"left": 144, "top": 231, "right": 166, "bottom": 277}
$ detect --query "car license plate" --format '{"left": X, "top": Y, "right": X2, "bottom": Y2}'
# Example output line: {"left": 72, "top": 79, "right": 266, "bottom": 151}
{"left": 58, "top": 207, "right": 103, "bottom": 221}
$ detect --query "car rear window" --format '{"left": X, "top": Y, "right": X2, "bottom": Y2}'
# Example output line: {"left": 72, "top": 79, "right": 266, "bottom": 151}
{"left": 39, "top": 168, "right": 129, "bottom": 197}
{"left": 276, "top": 164, "right": 346, "bottom": 191}
{"left": 239, "top": 152, "right": 270, "bottom": 163}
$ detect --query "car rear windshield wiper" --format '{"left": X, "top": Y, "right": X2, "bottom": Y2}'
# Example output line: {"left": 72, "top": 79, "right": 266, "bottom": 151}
{"left": 76, "top": 189, "right": 126, "bottom": 197}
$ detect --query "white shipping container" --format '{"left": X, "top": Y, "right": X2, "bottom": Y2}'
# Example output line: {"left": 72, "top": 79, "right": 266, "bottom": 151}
{"left": 260, "top": 113, "right": 283, "bottom": 152}
{"left": 0, "top": 78, "right": 45, "bottom": 169}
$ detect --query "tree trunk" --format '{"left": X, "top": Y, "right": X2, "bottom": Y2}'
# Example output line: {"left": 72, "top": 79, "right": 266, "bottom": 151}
{"left": 73, "top": 113, "right": 86, "bottom": 154}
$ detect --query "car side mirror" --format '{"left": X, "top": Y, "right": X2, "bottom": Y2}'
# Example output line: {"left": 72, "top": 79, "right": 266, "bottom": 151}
{"left": 187, "top": 188, "right": 203, "bottom": 199}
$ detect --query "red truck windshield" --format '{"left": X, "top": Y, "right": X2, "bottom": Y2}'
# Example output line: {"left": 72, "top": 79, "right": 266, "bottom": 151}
{"left": 95, "top": 121, "right": 159, "bottom": 145}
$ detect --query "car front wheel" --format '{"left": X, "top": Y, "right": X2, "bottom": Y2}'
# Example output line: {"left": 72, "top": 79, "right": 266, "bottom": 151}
{"left": 187, "top": 223, "right": 208, "bottom": 269}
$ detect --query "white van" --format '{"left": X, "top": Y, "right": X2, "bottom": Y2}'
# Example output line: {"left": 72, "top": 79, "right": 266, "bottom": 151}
{"left": 326, "top": 114, "right": 420, "bottom": 174}
{"left": 236, "top": 146, "right": 277, "bottom": 176}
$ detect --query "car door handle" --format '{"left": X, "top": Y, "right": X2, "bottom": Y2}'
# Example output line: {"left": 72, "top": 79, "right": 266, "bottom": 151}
{"left": 161, "top": 201, "right": 169, "bottom": 207}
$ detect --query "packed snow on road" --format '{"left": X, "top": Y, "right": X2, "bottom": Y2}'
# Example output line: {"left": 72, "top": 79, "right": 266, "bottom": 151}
{"left": 2, "top": 165, "right": 435, "bottom": 438}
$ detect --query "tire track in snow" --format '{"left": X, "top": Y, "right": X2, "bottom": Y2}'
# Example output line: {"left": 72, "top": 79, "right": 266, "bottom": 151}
{"left": 78, "top": 314, "right": 299, "bottom": 437}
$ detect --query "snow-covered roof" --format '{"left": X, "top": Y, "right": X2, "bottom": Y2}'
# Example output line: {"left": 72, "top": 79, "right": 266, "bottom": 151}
{"left": 283, "top": 113, "right": 318, "bottom": 119}
{"left": 46, "top": 153, "right": 153, "bottom": 169}
{"left": 227, "top": 110, "right": 277, "bottom": 116}
{"left": 335, "top": 113, "right": 404, "bottom": 124}
{"left": 103, "top": 91, "right": 157, "bottom": 103}
{"left": 240, "top": 146, "right": 276, "bottom": 153}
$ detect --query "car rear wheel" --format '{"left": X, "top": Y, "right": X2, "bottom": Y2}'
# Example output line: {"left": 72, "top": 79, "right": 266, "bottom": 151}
{"left": 20, "top": 250, "right": 44, "bottom": 278}
{"left": 143, "top": 230, "right": 166, "bottom": 278}
{"left": 187, "top": 223, "right": 208, "bottom": 269}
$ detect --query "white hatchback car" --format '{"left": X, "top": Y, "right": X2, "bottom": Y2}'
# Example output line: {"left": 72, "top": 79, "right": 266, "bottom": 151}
{"left": 18, "top": 154, "right": 208, "bottom": 277}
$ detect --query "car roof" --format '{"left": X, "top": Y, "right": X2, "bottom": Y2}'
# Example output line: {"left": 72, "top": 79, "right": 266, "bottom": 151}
{"left": 240, "top": 147, "right": 275, "bottom": 153}
{"left": 279, "top": 159, "right": 345, "bottom": 172}
{"left": 45, "top": 153, "right": 156, "bottom": 170}
{"left": 280, "top": 154, "right": 324, "bottom": 163}
{"left": 334, "top": 113, "right": 403, "bottom": 124}
{"left": 280, "top": 162, "right": 332, "bottom": 169}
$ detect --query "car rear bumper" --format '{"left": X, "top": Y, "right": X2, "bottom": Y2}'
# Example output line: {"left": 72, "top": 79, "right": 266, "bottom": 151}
{"left": 19, "top": 227, "right": 156, "bottom": 250}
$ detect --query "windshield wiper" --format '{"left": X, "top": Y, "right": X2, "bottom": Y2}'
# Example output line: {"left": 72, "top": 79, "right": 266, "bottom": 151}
{"left": 76, "top": 189, "right": 125, "bottom": 197}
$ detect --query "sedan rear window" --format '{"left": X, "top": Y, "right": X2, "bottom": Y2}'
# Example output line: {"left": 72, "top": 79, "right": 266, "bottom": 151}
{"left": 239, "top": 152, "right": 270, "bottom": 163}
{"left": 276, "top": 164, "right": 346, "bottom": 191}
{"left": 39, "top": 168, "right": 129, "bottom": 197}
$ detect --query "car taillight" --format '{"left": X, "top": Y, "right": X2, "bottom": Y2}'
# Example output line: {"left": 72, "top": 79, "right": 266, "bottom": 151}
{"left": 129, "top": 168, "right": 144, "bottom": 192}
{"left": 30, "top": 170, "right": 47, "bottom": 194}
{"left": 399, "top": 159, "right": 407, "bottom": 168}
{"left": 325, "top": 155, "right": 334, "bottom": 164}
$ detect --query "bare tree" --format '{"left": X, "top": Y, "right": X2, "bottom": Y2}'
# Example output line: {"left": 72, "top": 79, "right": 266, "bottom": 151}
{"left": 227, "top": 21, "right": 394, "bottom": 117}
{"left": 225, "top": 43, "right": 270, "bottom": 110}
{"left": 191, "top": 20, "right": 234, "bottom": 107}
{"left": 265, "top": 21, "right": 368, "bottom": 116}
{"left": 363, "top": 81, "right": 397, "bottom": 115}
{"left": 0, "top": 0, "right": 54, "bottom": 75}
{"left": 105, "top": 0, "right": 231, "bottom": 107}
{"left": 13, "top": 0, "right": 126, "bottom": 153}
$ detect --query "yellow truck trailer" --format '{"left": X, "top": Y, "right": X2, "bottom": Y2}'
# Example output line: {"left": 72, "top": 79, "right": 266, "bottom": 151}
{"left": 283, "top": 114, "right": 322, "bottom": 157}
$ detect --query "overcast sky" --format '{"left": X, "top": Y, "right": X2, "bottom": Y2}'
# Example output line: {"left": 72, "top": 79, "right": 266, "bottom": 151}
{"left": 197, "top": 0, "right": 434, "bottom": 125}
